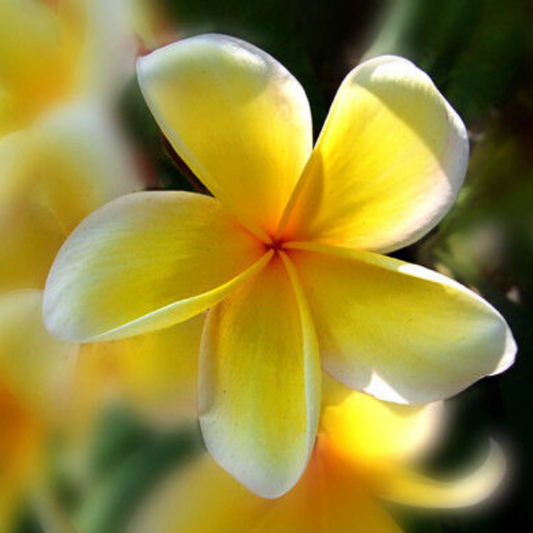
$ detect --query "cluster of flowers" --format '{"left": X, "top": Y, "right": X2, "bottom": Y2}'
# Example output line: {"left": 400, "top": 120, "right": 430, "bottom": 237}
{"left": 0, "top": 1, "right": 516, "bottom": 532}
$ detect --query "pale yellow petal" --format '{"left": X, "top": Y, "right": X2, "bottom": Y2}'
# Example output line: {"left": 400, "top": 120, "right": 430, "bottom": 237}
{"left": 137, "top": 34, "right": 312, "bottom": 239}
{"left": 287, "top": 242, "right": 516, "bottom": 403}
{"left": 0, "top": 0, "right": 80, "bottom": 130}
{"left": 0, "top": 201, "right": 64, "bottom": 292}
{"left": 0, "top": 290, "right": 78, "bottom": 421}
{"left": 381, "top": 441, "right": 506, "bottom": 509}
{"left": 31, "top": 104, "right": 143, "bottom": 234}
{"left": 130, "top": 450, "right": 402, "bottom": 533}
{"left": 280, "top": 56, "right": 468, "bottom": 252}
{"left": 76, "top": 313, "right": 204, "bottom": 425}
{"left": 321, "top": 374, "right": 444, "bottom": 464}
{"left": 129, "top": 455, "right": 267, "bottom": 533}
{"left": 199, "top": 255, "right": 321, "bottom": 498}
{"left": 0, "top": 106, "right": 141, "bottom": 292}
{"left": 75, "top": 0, "right": 137, "bottom": 98}
{"left": 44, "top": 191, "right": 270, "bottom": 342}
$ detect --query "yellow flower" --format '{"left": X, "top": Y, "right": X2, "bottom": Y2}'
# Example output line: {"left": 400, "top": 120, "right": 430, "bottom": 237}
{"left": 0, "top": 0, "right": 135, "bottom": 136}
{"left": 43, "top": 34, "right": 516, "bottom": 497}
{"left": 0, "top": 0, "right": 141, "bottom": 292}
{"left": 0, "top": 106, "right": 142, "bottom": 292}
{"left": 129, "top": 376, "right": 505, "bottom": 533}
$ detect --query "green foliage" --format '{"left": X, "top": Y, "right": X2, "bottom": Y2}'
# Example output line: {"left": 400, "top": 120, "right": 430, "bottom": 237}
{"left": 75, "top": 407, "right": 202, "bottom": 533}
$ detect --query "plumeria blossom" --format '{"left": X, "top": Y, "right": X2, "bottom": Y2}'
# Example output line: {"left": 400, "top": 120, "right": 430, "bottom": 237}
{"left": 129, "top": 376, "right": 505, "bottom": 533}
{"left": 43, "top": 34, "right": 516, "bottom": 497}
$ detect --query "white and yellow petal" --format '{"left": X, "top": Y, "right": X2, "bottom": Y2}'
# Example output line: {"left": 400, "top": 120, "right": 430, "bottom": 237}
{"left": 199, "top": 255, "right": 321, "bottom": 498}
{"left": 0, "top": 105, "right": 141, "bottom": 292}
{"left": 137, "top": 34, "right": 312, "bottom": 239}
{"left": 44, "top": 192, "right": 270, "bottom": 342}
{"left": 75, "top": 0, "right": 137, "bottom": 99}
{"left": 281, "top": 55, "right": 468, "bottom": 253}
{"left": 287, "top": 242, "right": 515, "bottom": 403}
{"left": 76, "top": 313, "right": 204, "bottom": 426}
{"left": 321, "top": 375, "right": 444, "bottom": 464}
{"left": 130, "top": 450, "right": 401, "bottom": 533}
{"left": 31, "top": 103, "right": 143, "bottom": 234}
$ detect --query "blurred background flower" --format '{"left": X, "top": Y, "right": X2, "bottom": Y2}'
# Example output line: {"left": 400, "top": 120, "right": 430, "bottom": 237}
{"left": 0, "top": 0, "right": 532, "bottom": 532}
{"left": 128, "top": 376, "right": 505, "bottom": 533}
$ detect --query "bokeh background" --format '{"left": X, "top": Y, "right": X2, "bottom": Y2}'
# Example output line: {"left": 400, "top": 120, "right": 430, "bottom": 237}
{"left": 4, "top": 0, "right": 533, "bottom": 532}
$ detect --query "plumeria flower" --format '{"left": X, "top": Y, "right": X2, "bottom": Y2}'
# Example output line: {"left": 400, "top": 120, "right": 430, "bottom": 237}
{"left": 129, "top": 375, "right": 505, "bottom": 533}
{"left": 43, "top": 34, "right": 516, "bottom": 498}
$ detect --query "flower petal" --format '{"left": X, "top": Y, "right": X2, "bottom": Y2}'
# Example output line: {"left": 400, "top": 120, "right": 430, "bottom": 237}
{"left": 76, "top": 313, "right": 204, "bottom": 425}
{"left": 0, "top": 290, "right": 78, "bottom": 420}
{"left": 0, "top": 105, "right": 142, "bottom": 292}
{"left": 281, "top": 55, "right": 468, "bottom": 253}
{"left": 137, "top": 34, "right": 312, "bottom": 239}
{"left": 287, "top": 242, "right": 516, "bottom": 403}
{"left": 381, "top": 441, "right": 506, "bottom": 508}
{"left": 76, "top": 0, "right": 137, "bottom": 98}
{"left": 130, "top": 450, "right": 401, "bottom": 533}
{"left": 321, "top": 375, "right": 444, "bottom": 464}
{"left": 32, "top": 104, "right": 143, "bottom": 234}
{"left": 0, "top": 0, "right": 78, "bottom": 129}
{"left": 199, "top": 255, "right": 321, "bottom": 498}
{"left": 130, "top": 455, "right": 266, "bottom": 533}
{"left": 44, "top": 191, "right": 270, "bottom": 342}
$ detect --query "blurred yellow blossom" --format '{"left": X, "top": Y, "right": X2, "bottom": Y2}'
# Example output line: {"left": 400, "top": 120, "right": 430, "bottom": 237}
{"left": 0, "top": 287, "right": 203, "bottom": 532}
{"left": 129, "top": 376, "right": 504, "bottom": 533}
{"left": 43, "top": 34, "right": 516, "bottom": 498}
{"left": 0, "top": 106, "right": 142, "bottom": 292}
{"left": 0, "top": 0, "right": 142, "bottom": 291}
{"left": 0, "top": 1, "right": 171, "bottom": 528}
{"left": 0, "top": 0, "right": 135, "bottom": 136}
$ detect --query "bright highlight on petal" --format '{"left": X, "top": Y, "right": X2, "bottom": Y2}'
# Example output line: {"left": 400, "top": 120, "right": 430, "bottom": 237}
{"left": 321, "top": 376, "right": 444, "bottom": 464}
{"left": 137, "top": 33, "right": 313, "bottom": 239}
{"left": 44, "top": 192, "right": 269, "bottom": 342}
{"left": 287, "top": 242, "right": 516, "bottom": 403}
{"left": 280, "top": 55, "right": 469, "bottom": 252}
{"left": 199, "top": 256, "right": 321, "bottom": 498}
